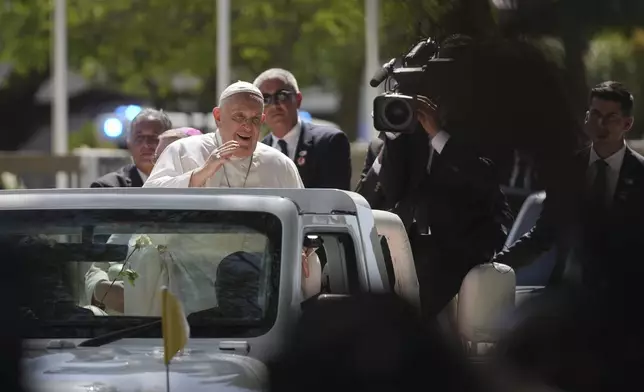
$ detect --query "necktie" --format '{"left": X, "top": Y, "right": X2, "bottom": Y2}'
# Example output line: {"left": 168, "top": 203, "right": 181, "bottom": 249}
{"left": 277, "top": 139, "right": 289, "bottom": 157}
{"left": 426, "top": 143, "right": 435, "bottom": 175}
{"left": 590, "top": 159, "right": 608, "bottom": 209}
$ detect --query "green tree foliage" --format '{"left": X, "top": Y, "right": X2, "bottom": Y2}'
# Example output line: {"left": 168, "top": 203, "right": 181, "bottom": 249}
{"left": 585, "top": 29, "right": 644, "bottom": 138}
{"left": 0, "top": 0, "right": 505, "bottom": 145}
{"left": 0, "top": 0, "right": 372, "bottom": 140}
{"left": 68, "top": 121, "right": 117, "bottom": 149}
{"left": 498, "top": 0, "right": 644, "bottom": 116}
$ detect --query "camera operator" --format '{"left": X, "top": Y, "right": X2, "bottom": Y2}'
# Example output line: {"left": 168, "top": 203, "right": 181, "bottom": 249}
{"left": 359, "top": 35, "right": 516, "bottom": 318}
{"left": 374, "top": 92, "right": 513, "bottom": 318}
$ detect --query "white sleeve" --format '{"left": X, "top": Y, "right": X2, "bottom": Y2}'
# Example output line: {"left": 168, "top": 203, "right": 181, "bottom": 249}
{"left": 84, "top": 263, "right": 110, "bottom": 303}
{"left": 84, "top": 233, "right": 133, "bottom": 303}
{"left": 143, "top": 142, "right": 197, "bottom": 188}
{"left": 281, "top": 159, "right": 305, "bottom": 189}
{"left": 430, "top": 131, "right": 451, "bottom": 154}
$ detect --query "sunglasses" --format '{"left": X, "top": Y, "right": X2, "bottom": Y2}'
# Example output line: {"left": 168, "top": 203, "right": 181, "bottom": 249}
{"left": 262, "top": 89, "right": 295, "bottom": 106}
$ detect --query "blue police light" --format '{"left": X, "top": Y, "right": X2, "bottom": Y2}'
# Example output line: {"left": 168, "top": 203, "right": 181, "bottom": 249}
{"left": 124, "top": 105, "right": 142, "bottom": 121}
{"left": 114, "top": 105, "right": 128, "bottom": 116}
{"left": 298, "top": 110, "right": 312, "bottom": 122}
{"left": 103, "top": 117, "right": 124, "bottom": 138}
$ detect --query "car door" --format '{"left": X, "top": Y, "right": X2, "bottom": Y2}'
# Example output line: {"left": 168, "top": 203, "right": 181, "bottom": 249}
{"left": 371, "top": 210, "right": 420, "bottom": 310}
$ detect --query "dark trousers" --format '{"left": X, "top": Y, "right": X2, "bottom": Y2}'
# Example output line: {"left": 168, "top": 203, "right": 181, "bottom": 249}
{"left": 409, "top": 229, "right": 472, "bottom": 319}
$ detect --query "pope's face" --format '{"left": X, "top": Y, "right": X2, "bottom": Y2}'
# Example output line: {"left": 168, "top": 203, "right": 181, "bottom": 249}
{"left": 213, "top": 93, "right": 266, "bottom": 158}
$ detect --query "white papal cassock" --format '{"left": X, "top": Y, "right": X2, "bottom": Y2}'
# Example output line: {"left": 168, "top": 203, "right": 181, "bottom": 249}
{"left": 144, "top": 130, "right": 304, "bottom": 189}
{"left": 82, "top": 130, "right": 321, "bottom": 317}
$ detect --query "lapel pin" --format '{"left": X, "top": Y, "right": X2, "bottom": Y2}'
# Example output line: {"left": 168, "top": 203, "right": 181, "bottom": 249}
{"left": 297, "top": 157, "right": 306, "bottom": 166}
{"left": 298, "top": 150, "right": 307, "bottom": 157}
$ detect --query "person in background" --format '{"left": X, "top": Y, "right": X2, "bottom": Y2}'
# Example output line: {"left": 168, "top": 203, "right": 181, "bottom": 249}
{"left": 254, "top": 68, "right": 352, "bottom": 190}
{"left": 90, "top": 108, "right": 172, "bottom": 188}
{"left": 153, "top": 127, "right": 203, "bottom": 164}
{"left": 493, "top": 81, "right": 644, "bottom": 292}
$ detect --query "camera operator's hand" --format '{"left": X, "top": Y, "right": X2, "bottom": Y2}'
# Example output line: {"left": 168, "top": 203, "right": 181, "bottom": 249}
{"left": 416, "top": 95, "right": 441, "bottom": 138}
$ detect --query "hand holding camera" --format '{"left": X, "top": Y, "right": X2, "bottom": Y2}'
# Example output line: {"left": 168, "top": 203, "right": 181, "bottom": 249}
{"left": 416, "top": 95, "right": 440, "bottom": 138}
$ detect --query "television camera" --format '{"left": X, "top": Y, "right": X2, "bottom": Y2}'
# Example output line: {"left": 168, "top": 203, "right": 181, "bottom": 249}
{"left": 370, "top": 37, "right": 461, "bottom": 133}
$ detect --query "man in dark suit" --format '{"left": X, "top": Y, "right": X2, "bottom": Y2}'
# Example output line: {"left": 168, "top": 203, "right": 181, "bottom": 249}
{"left": 254, "top": 69, "right": 351, "bottom": 190}
{"left": 90, "top": 108, "right": 172, "bottom": 188}
{"left": 494, "top": 82, "right": 644, "bottom": 292}
{"left": 377, "top": 95, "right": 513, "bottom": 317}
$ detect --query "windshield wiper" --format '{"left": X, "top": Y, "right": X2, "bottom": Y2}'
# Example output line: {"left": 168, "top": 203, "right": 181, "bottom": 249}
{"left": 78, "top": 319, "right": 161, "bottom": 347}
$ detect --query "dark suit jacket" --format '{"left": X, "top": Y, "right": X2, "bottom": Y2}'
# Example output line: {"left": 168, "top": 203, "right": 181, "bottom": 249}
{"left": 378, "top": 128, "right": 513, "bottom": 315}
{"left": 261, "top": 122, "right": 351, "bottom": 190}
{"left": 494, "top": 145, "right": 644, "bottom": 288}
{"left": 90, "top": 164, "right": 145, "bottom": 188}
{"left": 380, "top": 129, "right": 513, "bottom": 246}
{"left": 355, "top": 137, "right": 389, "bottom": 210}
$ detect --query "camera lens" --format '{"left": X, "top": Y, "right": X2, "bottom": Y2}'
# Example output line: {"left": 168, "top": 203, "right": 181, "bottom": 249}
{"left": 384, "top": 99, "right": 412, "bottom": 127}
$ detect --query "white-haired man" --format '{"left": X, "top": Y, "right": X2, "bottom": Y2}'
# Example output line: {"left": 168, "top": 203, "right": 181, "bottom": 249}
{"left": 145, "top": 81, "right": 303, "bottom": 188}
{"left": 91, "top": 108, "right": 172, "bottom": 187}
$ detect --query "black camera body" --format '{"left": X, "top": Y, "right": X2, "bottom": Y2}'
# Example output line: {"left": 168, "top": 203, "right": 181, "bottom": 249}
{"left": 371, "top": 38, "right": 456, "bottom": 133}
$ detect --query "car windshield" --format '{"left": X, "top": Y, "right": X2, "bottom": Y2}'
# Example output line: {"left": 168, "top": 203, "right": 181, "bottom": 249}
{"left": 0, "top": 209, "right": 282, "bottom": 339}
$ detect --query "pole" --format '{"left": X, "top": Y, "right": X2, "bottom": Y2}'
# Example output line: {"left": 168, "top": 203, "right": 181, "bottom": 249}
{"left": 165, "top": 364, "right": 171, "bottom": 392}
{"left": 216, "top": 0, "right": 231, "bottom": 99}
{"left": 52, "top": 0, "right": 68, "bottom": 188}
{"left": 363, "top": 0, "right": 380, "bottom": 141}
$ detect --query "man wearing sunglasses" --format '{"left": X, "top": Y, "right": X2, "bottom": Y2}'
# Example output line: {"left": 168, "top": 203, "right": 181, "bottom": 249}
{"left": 254, "top": 68, "right": 352, "bottom": 190}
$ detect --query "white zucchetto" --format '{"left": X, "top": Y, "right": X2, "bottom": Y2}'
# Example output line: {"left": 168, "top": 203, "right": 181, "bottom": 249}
{"left": 219, "top": 81, "right": 264, "bottom": 104}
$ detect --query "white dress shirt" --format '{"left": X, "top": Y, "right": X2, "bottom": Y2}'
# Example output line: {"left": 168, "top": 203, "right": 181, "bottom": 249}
{"left": 587, "top": 143, "right": 626, "bottom": 205}
{"left": 144, "top": 130, "right": 304, "bottom": 189}
{"left": 270, "top": 120, "right": 302, "bottom": 160}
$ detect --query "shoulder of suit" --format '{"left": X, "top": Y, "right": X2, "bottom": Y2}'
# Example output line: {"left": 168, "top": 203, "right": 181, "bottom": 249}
{"left": 627, "top": 145, "right": 644, "bottom": 160}
{"left": 625, "top": 146, "right": 644, "bottom": 170}
{"left": 304, "top": 123, "right": 347, "bottom": 139}
{"left": 93, "top": 164, "right": 132, "bottom": 186}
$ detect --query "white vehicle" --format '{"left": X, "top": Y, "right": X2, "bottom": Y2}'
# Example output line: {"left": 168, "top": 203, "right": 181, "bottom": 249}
{"left": 5, "top": 188, "right": 515, "bottom": 391}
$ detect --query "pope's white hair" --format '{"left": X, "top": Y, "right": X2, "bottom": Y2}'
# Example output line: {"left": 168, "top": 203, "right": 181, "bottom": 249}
{"left": 253, "top": 68, "right": 300, "bottom": 93}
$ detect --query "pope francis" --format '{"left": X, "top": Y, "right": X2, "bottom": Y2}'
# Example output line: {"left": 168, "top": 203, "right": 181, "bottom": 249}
{"left": 85, "top": 81, "right": 320, "bottom": 318}
{"left": 144, "top": 81, "right": 303, "bottom": 189}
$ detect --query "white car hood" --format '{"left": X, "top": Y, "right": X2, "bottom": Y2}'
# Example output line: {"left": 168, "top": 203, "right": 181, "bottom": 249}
{"left": 23, "top": 345, "right": 267, "bottom": 392}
